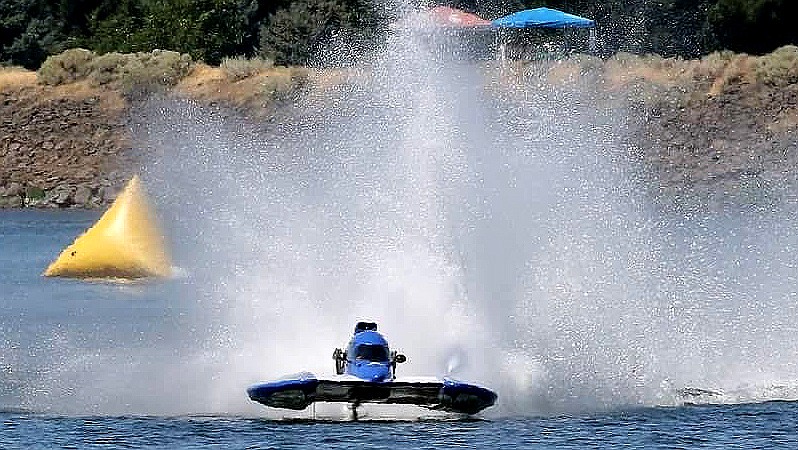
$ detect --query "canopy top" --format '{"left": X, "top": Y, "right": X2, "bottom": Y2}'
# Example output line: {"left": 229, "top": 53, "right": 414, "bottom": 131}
{"left": 492, "top": 7, "right": 595, "bottom": 29}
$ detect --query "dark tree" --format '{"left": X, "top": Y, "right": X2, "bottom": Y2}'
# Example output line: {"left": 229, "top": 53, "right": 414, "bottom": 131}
{"left": 709, "top": 0, "right": 798, "bottom": 54}
{"left": 86, "top": 0, "right": 148, "bottom": 53}
{"left": 138, "top": 0, "right": 254, "bottom": 64}
{"left": 259, "top": 0, "right": 380, "bottom": 65}
{"left": 1, "top": 0, "right": 66, "bottom": 68}
{"left": 4, "top": 0, "right": 798, "bottom": 69}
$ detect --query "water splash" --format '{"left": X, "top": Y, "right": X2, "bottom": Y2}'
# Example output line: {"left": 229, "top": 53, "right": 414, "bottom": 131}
{"left": 130, "top": 8, "right": 798, "bottom": 417}
{"left": 9, "top": 5, "right": 798, "bottom": 417}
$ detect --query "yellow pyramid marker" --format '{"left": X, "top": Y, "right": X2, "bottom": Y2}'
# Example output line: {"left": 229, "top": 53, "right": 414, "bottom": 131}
{"left": 43, "top": 175, "right": 172, "bottom": 279}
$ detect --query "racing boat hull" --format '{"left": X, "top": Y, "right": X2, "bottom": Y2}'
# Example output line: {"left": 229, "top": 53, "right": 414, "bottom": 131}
{"left": 247, "top": 373, "right": 497, "bottom": 415}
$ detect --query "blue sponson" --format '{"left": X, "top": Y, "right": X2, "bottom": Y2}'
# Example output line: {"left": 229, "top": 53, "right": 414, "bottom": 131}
{"left": 439, "top": 379, "right": 498, "bottom": 414}
{"left": 247, "top": 373, "right": 320, "bottom": 410}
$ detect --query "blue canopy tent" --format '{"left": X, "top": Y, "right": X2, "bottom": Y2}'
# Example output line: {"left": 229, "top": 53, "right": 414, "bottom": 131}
{"left": 492, "top": 7, "right": 595, "bottom": 29}
{"left": 491, "top": 7, "right": 596, "bottom": 61}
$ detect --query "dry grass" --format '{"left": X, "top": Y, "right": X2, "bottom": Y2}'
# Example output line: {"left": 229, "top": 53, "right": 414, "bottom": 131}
{"left": 0, "top": 67, "right": 37, "bottom": 91}
{"left": 602, "top": 53, "right": 692, "bottom": 91}
{"left": 9, "top": 50, "right": 308, "bottom": 121}
{"left": 537, "top": 54, "right": 606, "bottom": 86}
{"left": 689, "top": 51, "right": 736, "bottom": 84}
{"left": 308, "top": 68, "right": 353, "bottom": 89}
{"left": 19, "top": 46, "right": 798, "bottom": 124}
{"left": 492, "top": 52, "right": 695, "bottom": 96}
{"left": 176, "top": 63, "right": 227, "bottom": 94}
{"left": 220, "top": 56, "right": 274, "bottom": 81}
{"left": 705, "top": 54, "right": 754, "bottom": 97}
{"left": 543, "top": 47, "right": 797, "bottom": 100}
{"left": 2, "top": 64, "right": 126, "bottom": 115}
{"left": 34, "top": 80, "right": 126, "bottom": 116}
{"left": 769, "top": 104, "right": 798, "bottom": 132}
{"left": 530, "top": 48, "right": 797, "bottom": 105}
{"left": 51, "top": 81, "right": 127, "bottom": 115}
{"left": 176, "top": 63, "right": 309, "bottom": 113}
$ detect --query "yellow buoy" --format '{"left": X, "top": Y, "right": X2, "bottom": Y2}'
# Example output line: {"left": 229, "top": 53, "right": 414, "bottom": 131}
{"left": 43, "top": 175, "right": 172, "bottom": 279}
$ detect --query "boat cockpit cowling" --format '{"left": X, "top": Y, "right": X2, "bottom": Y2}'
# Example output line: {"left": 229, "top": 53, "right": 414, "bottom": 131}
{"left": 333, "top": 322, "right": 406, "bottom": 379}
{"left": 354, "top": 343, "right": 390, "bottom": 362}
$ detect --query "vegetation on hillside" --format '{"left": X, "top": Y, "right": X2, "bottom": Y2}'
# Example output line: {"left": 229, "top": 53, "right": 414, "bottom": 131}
{"left": 27, "top": 48, "right": 309, "bottom": 113}
{"left": 2, "top": 0, "right": 797, "bottom": 70}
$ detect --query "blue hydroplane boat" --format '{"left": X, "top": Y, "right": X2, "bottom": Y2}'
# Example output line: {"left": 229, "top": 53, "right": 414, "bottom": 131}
{"left": 247, "top": 322, "right": 497, "bottom": 419}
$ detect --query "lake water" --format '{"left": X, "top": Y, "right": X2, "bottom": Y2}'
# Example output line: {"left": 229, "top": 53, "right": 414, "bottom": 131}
{"left": 2, "top": 209, "right": 798, "bottom": 448}
{"left": 5, "top": 7, "right": 798, "bottom": 445}
{"left": 2, "top": 403, "right": 798, "bottom": 449}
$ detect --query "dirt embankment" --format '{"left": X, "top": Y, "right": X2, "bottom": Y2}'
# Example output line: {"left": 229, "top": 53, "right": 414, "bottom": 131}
{"left": 642, "top": 80, "right": 798, "bottom": 209}
{"left": 1, "top": 48, "right": 797, "bottom": 210}
{"left": 0, "top": 71, "right": 131, "bottom": 208}
{"left": 533, "top": 48, "right": 798, "bottom": 209}
{"left": 0, "top": 55, "right": 308, "bottom": 208}
{"left": 617, "top": 52, "right": 798, "bottom": 209}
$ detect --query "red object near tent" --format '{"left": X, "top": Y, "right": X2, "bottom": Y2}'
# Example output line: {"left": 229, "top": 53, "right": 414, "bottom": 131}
{"left": 426, "top": 6, "right": 491, "bottom": 28}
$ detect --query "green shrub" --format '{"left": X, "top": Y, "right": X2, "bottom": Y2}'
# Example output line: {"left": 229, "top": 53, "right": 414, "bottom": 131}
{"left": 88, "top": 52, "right": 129, "bottom": 86}
{"left": 220, "top": 56, "right": 274, "bottom": 81}
{"left": 37, "top": 48, "right": 97, "bottom": 85}
{"left": 24, "top": 186, "right": 45, "bottom": 201}
{"left": 128, "top": 50, "right": 192, "bottom": 88}
{"left": 755, "top": 45, "right": 798, "bottom": 87}
{"left": 36, "top": 48, "right": 193, "bottom": 92}
{"left": 90, "top": 49, "right": 193, "bottom": 92}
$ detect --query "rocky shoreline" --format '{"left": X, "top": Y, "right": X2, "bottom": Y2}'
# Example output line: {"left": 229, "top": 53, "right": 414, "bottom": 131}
{"left": 2, "top": 49, "right": 798, "bottom": 210}
{"left": 0, "top": 53, "right": 306, "bottom": 209}
{"left": 0, "top": 55, "right": 138, "bottom": 209}
{"left": 0, "top": 87, "right": 132, "bottom": 208}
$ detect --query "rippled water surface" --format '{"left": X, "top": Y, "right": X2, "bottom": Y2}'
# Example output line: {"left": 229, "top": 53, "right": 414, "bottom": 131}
{"left": 2, "top": 209, "right": 798, "bottom": 449}
{"left": 4, "top": 402, "right": 798, "bottom": 449}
